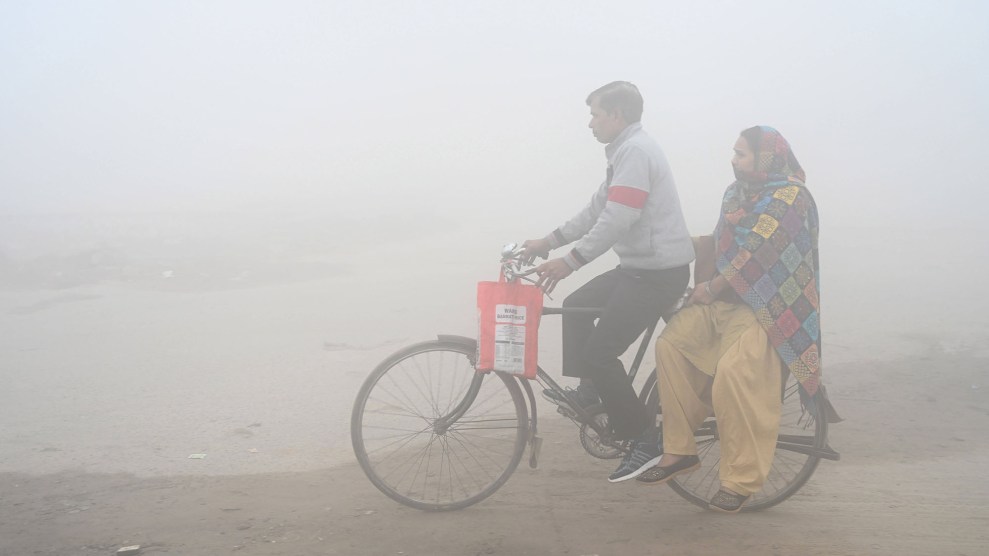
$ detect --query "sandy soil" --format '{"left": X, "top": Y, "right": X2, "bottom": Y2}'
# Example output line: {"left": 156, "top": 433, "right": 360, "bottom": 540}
{"left": 2, "top": 346, "right": 988, "bottom": 556}
{"left": 2, "top": 220, "right": 988, "bottom": 555}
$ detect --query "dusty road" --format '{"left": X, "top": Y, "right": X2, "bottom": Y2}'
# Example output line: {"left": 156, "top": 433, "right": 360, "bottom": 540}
{"left": 2, "top": 224, "right": 988, "bottom": 555}
{"left": 1, "top": 347, "right": 988, "bottom": 555}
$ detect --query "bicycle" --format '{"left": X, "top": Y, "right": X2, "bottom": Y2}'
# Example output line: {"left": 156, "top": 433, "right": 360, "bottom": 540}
{"left": 351, "top": 244, "right": 840, "bottom": 511}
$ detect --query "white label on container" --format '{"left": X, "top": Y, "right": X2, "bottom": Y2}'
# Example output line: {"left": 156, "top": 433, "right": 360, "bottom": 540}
{"left": 493, "top": 324, "right": 525, "bottom": 373}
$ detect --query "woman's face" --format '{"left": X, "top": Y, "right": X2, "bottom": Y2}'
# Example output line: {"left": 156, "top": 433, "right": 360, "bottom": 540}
{"left": 732, "top": 136, "right": 755, "bottom": 178}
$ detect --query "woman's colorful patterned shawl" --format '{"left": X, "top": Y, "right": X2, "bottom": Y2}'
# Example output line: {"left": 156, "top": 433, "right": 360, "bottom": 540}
{"left": 714, "top": 127, "right": 822, "bottom": 395}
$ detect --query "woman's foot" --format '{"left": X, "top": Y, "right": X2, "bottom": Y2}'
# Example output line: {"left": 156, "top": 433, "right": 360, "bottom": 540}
{"left": 708, "top": 487, "right": 750, "bottom": 513}
{"left": 635, "top": 454, "right": 700, "bottom": 485}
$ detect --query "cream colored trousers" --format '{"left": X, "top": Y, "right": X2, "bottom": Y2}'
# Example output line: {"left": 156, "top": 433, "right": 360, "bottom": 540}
{"left": 656, "top": 302, "right": 783, "bottom": 496}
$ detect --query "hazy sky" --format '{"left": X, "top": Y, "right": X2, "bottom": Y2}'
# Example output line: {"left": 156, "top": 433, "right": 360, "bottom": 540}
{"left": 2, "top": 1, "right": 987, "bottom": 233}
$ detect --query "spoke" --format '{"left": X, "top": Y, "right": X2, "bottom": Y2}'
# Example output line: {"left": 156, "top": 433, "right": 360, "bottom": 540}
{"left": 439, "top": 436, "right": 456, "bottom": 501}
{"left": 695, "top": 455, "right": 720, "bottom": 490}
{"left": 363, "top": 424, "right": 432, "bottom": 434}
{"left": 435, "top": 432, "right": 446, "bottom": 504}
{"left": 762, "top": 463, "right": 787, "bottom": 493}
{"left": 378, "top": 371, "right": 432, "bottom": 424}
{"left": 362, "top": 424, "right": 433, "bottom": 458}
{"left": 407, "top": 356, "right": 443, "bottom": 417}
{"left": 441, "top": 354, "right": 471, "bottom": 416}
{"left": 444, "top": 434, "right": 481, "bottom": 497}
{"left": 382, "top": 429, "right": 437, "bottom": 489}
{"left": 770, "top": 450, "right": 805, "bottom": 479}
{"left": 409, "top": 431, "right": 438, "bottom": 498}
{"left": 448, "top": 426, "right": 516, "bottom": 463}
{"left": 446, "top": 430, "right": 510, "bottom": 483}
{"left": 462, "top": 379, "right": 514, "bottom": 419}
{"left": 358, "top": 431, "right": 425, "bottom": 456}
{"left": 363, "top": 408, "right": 428, "bottom": 420}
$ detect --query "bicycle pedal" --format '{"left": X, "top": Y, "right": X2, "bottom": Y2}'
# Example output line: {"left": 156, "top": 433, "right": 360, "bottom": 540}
{"left": 528, "top": 435, "right": 543, "bottom": 469}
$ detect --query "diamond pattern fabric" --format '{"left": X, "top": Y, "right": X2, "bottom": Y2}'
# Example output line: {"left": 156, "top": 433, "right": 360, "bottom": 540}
{"left": 715, "top": 126, "right": 822, "bottom": 395}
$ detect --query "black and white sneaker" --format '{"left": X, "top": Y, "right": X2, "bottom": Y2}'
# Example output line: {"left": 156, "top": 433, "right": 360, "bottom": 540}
{"left": 607, "top": 439, "right": 663, "bottom": 483}
{"left": 541, "top": 384, "right": 600, "bottom": 409}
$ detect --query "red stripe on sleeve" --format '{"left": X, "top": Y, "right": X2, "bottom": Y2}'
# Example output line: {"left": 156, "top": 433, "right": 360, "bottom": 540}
{"left": 607, "top": 186, "right": 648, "bottom": 209}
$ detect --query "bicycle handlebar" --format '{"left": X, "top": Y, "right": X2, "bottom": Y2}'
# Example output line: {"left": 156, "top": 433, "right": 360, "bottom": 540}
{"left": 500, "top": 242, "right": 692, "bottom": 317}
{"left": 499, "top": 242, "right": 540, "bottom": 283}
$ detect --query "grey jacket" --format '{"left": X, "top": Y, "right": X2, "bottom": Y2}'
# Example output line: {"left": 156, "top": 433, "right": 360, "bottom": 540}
{"left": 546, "top": 123, "right": 695, "bottom": 270}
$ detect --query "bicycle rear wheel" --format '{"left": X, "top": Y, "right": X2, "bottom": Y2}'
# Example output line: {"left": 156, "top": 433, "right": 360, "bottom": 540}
{"left": 351, "top": 339, "right": 528, "bottom": 511}
{"left": 662, "top": 371, "right": 828, "bottom": 511}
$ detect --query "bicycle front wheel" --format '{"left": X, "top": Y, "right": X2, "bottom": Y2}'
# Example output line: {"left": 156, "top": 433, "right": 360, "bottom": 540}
{"left": 351, "top": 339, "right": 528, "bottom": 511}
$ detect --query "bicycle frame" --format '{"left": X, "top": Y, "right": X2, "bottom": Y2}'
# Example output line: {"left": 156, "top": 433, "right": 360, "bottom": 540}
{"left": 539, "top": 306, "right": 657, "bottom": 385}
{"left": 351, "top": 244, "right": 839, "bottom": 512}
{"left": 535, "top": 306, "right": 657, "bottom": 424}
{"left": 438, "top": 304, "right": 660, "bottom": 469}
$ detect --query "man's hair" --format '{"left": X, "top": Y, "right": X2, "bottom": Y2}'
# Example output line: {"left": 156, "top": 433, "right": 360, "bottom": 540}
{"left": 586, "top": 81, "right": 643, "bottom": 123}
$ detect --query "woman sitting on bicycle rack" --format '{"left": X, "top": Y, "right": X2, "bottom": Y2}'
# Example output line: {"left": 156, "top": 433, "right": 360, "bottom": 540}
{"left": 639, "top": 126, "right": 825, "bottom": 512}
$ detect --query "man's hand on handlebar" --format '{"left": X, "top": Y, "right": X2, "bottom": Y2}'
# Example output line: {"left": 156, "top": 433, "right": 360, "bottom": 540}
{"left": 519, "top": 238, "right": 551, "bottom": 266}
{"left": 534, "top": 258, "right": 573, "bottom": 294}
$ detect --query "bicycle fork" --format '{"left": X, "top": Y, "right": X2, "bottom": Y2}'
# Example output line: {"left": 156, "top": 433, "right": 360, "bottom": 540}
{"left": 515, "top": 377, "right": 542, "bottom": 469}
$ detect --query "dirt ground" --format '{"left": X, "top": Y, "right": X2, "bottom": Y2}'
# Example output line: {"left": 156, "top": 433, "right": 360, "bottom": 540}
{"left": 2, "top": 346, "right": 987, "bottom": 556}
{"left": 2, "top": 222, "right": 988, "bottom": 555}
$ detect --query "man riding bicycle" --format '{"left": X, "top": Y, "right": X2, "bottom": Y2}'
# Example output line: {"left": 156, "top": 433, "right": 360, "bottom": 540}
{"left": 521, "top": 81, "right": 694, "bottom": 483}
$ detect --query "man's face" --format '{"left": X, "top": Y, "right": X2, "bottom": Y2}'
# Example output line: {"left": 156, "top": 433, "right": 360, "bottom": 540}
{"left": 588, "top": 97, "right": 627, "bottom": 144}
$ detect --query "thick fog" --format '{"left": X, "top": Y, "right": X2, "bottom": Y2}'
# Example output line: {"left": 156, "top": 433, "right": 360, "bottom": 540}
{"left": 3, "top": 2, "right": 986, "bottom": 224}
{"left": 1, "top": 0, "right": 987, "bottom": 509}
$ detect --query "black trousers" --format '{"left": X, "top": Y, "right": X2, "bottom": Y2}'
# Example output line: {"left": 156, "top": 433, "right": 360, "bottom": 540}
{"left": 562, "top": 265, "right": 690, "bottom": 440}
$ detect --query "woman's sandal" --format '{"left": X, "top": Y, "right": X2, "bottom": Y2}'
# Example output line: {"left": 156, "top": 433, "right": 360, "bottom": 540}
{"left": 708, "top": 488, "right": 750, "bottom": 513}
{"left": 635, "top": 455, "right": 701, "bottom": 485}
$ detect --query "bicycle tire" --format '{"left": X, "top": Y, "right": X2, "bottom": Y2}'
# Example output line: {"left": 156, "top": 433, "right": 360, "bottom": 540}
{"left": 351, "top": 339, "right": 528, "bottom": 511}
{"left": 641, "top": 370, "right": 827, "bottom": 512}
